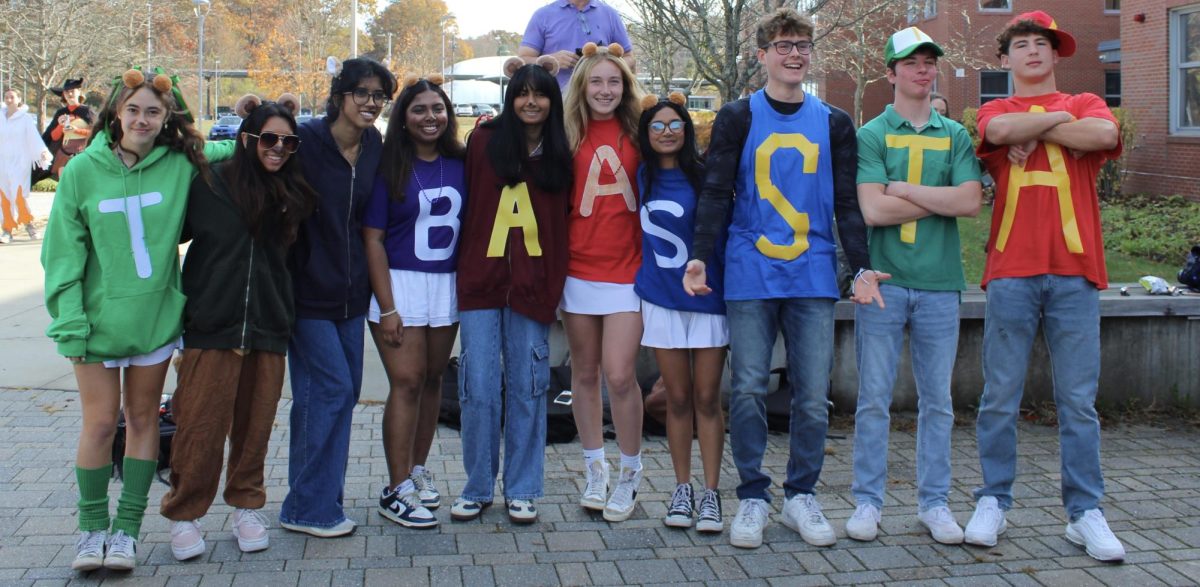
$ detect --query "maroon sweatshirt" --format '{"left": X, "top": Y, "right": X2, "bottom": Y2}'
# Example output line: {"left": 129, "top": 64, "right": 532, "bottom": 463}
{"left": 457, "top": 127, "right": 570, "bottom": 324}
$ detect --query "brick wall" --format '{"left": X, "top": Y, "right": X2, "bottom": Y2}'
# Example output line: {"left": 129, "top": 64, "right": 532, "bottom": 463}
{"left": 1122, "top": 0, "right": 1200, "bottom": 200}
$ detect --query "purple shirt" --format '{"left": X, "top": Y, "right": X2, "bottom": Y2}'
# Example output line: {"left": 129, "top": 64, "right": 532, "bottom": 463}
{"left": 363, "top": 156, "right": 466, "bottom": 273}
{"left": 521, "top": 0, "right": 633, "bottom": 88}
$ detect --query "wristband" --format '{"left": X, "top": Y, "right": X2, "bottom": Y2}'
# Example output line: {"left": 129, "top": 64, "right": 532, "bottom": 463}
{"left": 851, "top": 268, "right": 874, "bottom": 295}
{"left": 379, "top": 308, "right": 398, "bottom": 318}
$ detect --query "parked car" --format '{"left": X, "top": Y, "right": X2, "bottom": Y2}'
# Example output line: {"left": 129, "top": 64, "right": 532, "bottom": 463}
{"left": 208, "top": 115, "right": 243, "bottom": 140}
{"left": 295, "top": 115, "right": 313, "bottom": 125}
{"left": 454, "top": 103, "right": 474, "bottom": 117}
{"left": 472, "top": 104, "right": 498, "bottom": 117}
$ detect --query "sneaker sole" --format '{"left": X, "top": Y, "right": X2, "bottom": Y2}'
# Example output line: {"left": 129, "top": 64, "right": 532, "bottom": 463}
{"left": 71, "top": 556, "right": 104, "bottom": 572}
{"left": 279, "top": 521, "right": 356, "bottom": 538}
{"left": 730, "top": 533, "right": 763, "bottom": 549}
{"left": 235, "top": 534, "right": 270, "bottom": 553}
{"left": 378, "top": 507, "right": 439, "bottom": 528}
{"left": 845, "top": 526, "right": 878, "bottom": 542}
{"left": 103, "top": 555, "right": 136, "bottom": 571}
{"left": 450, "top": 502, "right": 491, "bottom": 522}
{"left": 422, "top": 499, "right": 441, "bottom": 510}
{"left": 508, "top": 512, "right": 538, "bottom": 524}
{"left": 171, "top": 539, "right": 207, "bottom": 561}
{"left": 696, "top": 520, "right": 723, "bottom": 534}
{"left": 1065, "top": 525, "right": 1125, "bottom": 562}
{"left": 919, "top": 520, "right": 964, "bottom": 545}
{"left": 580, "top": 495, "right": 607, "bottom": 511}
{"left": 781, "top": 515, "right": 837, "bottom": 546}
{"left": 602, "top": 501, "right": 637, "bottom": 522}
{"left": 964, "top": 520, "right": 1006, "bottom": 548}
{"left": 663, "top": 514, "right": 693, "bottom": 529}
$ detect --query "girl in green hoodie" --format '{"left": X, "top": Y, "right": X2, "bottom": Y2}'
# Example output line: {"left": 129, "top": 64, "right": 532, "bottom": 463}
{"left": 41, "top": 69, "right": 234, "bottom": 573}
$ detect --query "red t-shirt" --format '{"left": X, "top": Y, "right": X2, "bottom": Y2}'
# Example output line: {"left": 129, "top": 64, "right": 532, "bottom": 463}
{"left": 567, "top": 117, "right": 642, "bottom": 283}
{"left": 976, "top": 92, "right": 1121, "bottom": 290}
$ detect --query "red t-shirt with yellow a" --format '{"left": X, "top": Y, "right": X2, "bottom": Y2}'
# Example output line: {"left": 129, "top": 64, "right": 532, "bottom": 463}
{"left": 976, "top": 92, "right": 1121, "bottom": 290}
{"left": 568, "top": 117, "right": 642, "bottom": 283}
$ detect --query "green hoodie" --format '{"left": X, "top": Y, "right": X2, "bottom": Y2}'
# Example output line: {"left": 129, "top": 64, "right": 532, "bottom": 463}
{"left": 42, "top": 131, "right": 235, "bottom": 362}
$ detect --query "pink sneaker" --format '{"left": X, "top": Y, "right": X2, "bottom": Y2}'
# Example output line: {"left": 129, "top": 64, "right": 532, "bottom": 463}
{"left": 233, "top": 509, "right": 270, "bottom": 552}
{"left": 170, "top": 520, "right": 205, "bottom": 561}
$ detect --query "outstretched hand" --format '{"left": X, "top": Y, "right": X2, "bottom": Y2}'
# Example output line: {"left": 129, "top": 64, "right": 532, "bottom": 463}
{"left": 682, "top": 260, "right": 712, "bottom": 297}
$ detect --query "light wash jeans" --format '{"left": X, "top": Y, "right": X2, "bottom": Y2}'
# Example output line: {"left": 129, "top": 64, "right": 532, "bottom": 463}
{"left": 457, "top": 308, "right": 550, "bottom": 502}
{"left": 726, "top": 298, "right": 835, "bottom": 502}
{"left": 851, "top": 284, "right": 959, "bottom": 512}
{"left": 280, "top": 315, "right": 365, "bottom": 528}
{"left": 975, "top": 275, "right": 1105, "bottom": 521}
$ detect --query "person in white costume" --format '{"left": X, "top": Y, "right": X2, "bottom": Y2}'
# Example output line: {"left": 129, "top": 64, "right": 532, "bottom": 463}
{"left": 0, "top": 89, "right": 52, "bottom": 243}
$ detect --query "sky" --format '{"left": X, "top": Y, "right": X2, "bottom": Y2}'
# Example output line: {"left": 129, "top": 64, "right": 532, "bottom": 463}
{"left": 445, "top": 0, "right": 631, "bottom": 38}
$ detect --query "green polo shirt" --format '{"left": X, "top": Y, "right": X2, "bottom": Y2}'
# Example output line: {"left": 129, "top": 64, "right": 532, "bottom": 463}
{"left": 856, "top": 105, "right": 980, "bottom": 291}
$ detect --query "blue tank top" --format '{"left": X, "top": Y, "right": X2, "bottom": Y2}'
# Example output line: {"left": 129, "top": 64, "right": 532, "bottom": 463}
{"left": 634, "top": 166, "right": 725, "bottom": 314}
{"left": 724, "top": 90, "right": 839, "bottom": 300}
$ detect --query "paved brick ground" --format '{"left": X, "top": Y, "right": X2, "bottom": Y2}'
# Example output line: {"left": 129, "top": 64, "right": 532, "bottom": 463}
{"left": 1, "top": 388, "right": 1198, "bottom": 586}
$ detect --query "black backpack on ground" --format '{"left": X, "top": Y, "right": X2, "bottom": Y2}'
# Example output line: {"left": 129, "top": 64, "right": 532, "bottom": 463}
{"left": 112, "top": 396, "right": 175, "bottom": 483}
{"left": 1179, "top": 245, "right": 1200, "bottom": 291}
{"left": 438, "top": 355, "right": 579, "bottom": 444}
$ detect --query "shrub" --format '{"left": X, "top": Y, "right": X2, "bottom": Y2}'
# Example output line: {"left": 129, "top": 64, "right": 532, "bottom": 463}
{"left": 33, "top": 178, "right": 58, "bottom": 192}
{"left": 1101, "top": 195, "right": 1200, "bottom": 264}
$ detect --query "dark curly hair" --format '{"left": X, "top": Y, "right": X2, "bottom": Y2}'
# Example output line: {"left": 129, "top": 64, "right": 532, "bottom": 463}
{"left": 996, "top": 20, "right": 1060, "bottom": 59}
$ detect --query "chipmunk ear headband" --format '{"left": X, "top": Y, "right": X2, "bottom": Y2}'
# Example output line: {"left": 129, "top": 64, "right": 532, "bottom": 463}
{"left": 502, "top": 56, "right": 560, "bottom": 79}
{"left": 400, "top": 73, "right": 445, "bottom": 95}
{"left": 639, "top": 91, "right": 687, "bottom": 111}
{"left": 108, "top": 67, "right": 193, "bottom": 122}
{"left": 580, "top": 42, "right": 625, "bottom": 58}
{"left": 234, "top": 93, "right": 302, "bottom": 118}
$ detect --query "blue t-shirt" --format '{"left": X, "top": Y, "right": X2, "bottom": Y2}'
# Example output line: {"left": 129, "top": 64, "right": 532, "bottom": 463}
{"left": 725, "top": 90, "right": 839, "bottom": 301}
{"left": 362, "top": 156, "right": 466, "bottom": 273}
{"left": 634, "top": 166, "right": 724, "bottom": 315}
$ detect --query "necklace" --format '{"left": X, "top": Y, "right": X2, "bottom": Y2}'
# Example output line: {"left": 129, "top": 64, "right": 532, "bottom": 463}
{"left": 412, "top": 156, "right": 444, "bottom": 204}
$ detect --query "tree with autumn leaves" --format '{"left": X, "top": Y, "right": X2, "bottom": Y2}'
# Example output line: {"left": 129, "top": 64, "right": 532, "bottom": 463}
{"left": 366, "top": 0, "right": 472, "bottom": 79}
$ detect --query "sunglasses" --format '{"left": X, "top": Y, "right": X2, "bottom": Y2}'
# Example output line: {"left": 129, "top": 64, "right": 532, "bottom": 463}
{"left": 246, "top": 132, "right": 301, "bottom": 153}
{"left": 345, "top": 88, "right": 390, "bottom": 106}
{"left": 762, "top": 40, "right": 815, "bottom": 56}
{"left": 649, "top": 119, "right": 685, "bottom": 134}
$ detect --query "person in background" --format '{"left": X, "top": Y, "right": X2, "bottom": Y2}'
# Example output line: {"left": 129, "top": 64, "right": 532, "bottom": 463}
{"left": 41, "top": 77, "right": 95, "bottom": 182}
{"left": 280, "top": 57, "right": 395, "bottom": 539}
{"left": 160, "top": 94, "right": 316, "bottom": 561}
{"left": 43, "top": 67, "right": 233, "bottom": 572}
{"left": 519, "top": 0, "right": 635, "bottom": 90}
{"left": 451, "top": 57, "right": 572, "bottom": 524}
{"left": 0, "top": 88, "right": 51, "bottom": 243}
{"left": 930, "top": 92, "right": 949, "bottom": 118}
{"left": 634, "top": 92, "right": 728, "bottom": 534}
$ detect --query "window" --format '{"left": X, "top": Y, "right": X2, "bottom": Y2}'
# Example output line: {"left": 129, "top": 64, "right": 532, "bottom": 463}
{"left": 907, "top": 0, "right": 919, "bottom": 23}
{"left": 979, "top": 0, "right": 1011, "bottom": 11}
{"left": 1105, "top": 0, "right": 1120, "bottom": 12}
{"left": 925, "top": 0, "right": 938, "bottom": 18}
{"left": 1105, "top": 71, "right": 1121, "bottom": 107}
{"left": 980, "top": 70, "right": 1012, "bottom": 105}
{"left": 1170, "top": 5, "right": 1200, "bottom": 135}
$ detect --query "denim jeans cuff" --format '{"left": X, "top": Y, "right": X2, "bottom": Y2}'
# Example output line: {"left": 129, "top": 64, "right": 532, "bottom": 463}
{"left": 279, "top": 513, "right": 347, "bottom": 528}
{"left": 917, "top": 499, "right": 949, "bottom": 513}
{"left": 460, "top": 494, "right": 495, "bottom": 504}
{"left": 504, "top": 492, "right": 544, "bottom": 500}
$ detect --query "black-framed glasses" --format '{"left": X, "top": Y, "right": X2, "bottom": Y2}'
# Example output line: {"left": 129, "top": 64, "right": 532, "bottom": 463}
{"left": 246, "top": 132, "right": 301, "bottom": 153}
{"left": 344, "top": 88, "right": 390, "bottom": 106}
{"left": 649, "top": 120, "right": 685, "bottom": 134}
{"left": 762, "top": 40, "right": 815, "bottom": 56}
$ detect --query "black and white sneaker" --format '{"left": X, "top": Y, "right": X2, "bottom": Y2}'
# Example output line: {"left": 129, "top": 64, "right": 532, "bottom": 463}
{"left": 378, "top": 485, "right": 438, "bottom": 528}
{"left": 696, "top": 489, "right": 724, "bottom": 534}
{"left": 664, "top": 483, "right": 695, "bottom": 528}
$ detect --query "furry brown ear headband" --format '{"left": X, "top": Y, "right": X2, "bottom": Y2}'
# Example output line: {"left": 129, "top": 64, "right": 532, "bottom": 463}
{"left": 502, "top": 56, "right": 561, "bottom": 79}
{"left": 580, "top": 42, "right": 625, "bottom": 58}
{"left": 235, "top": 93, "right": 302, "bottom": 118}
{"left": 639, "top": 91, "right": 688, "bottom": 111}
{"left": 402, "top": 73, "right": 445, "bottom": 91}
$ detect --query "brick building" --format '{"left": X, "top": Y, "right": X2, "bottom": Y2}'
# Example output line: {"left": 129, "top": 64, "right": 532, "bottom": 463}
{"left": 820, "top": 0, "right": 1121, "bottom": 124}
{"left": 1120, "top": 0, "right": 1200, "bottom": 199}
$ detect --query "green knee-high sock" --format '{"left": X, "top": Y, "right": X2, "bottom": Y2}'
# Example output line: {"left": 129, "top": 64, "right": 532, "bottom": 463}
{"left": 111, "top": 457, "right": 156, "bottom": 538}
{"left": 76, "top": 464, "right": 113, "bottom": 532}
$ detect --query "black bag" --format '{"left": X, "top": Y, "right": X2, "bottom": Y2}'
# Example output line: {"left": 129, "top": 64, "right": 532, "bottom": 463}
{"left": 438, "top": 356, "right": 579, "bottom": 444}
{"left": 1180, "top": 245, "right": 1200, "bottom": 291}
{"left": 439, "top": 357, "right": 464, "bottom": 430}
{"left": 111, "top": 396, "right": 176, "bottom": 483}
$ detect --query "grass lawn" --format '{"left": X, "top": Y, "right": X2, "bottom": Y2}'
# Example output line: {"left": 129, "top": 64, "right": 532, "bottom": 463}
{"left": 958, "top": 205, "right": 1181, "bottom": 284}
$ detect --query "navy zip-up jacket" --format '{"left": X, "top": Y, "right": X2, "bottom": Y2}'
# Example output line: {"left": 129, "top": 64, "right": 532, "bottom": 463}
{"left": 290, "top": 116, "right": 384, "bottom": 320}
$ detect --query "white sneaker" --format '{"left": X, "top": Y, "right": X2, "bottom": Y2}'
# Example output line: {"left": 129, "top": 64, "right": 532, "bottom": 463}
{"left": 411, "top": 468, "right": 441, "bottom": 510}
{"left": 170, "top": 520, "right": 206, "bottom": 560}
{"left": 730, "top": 498, "right": 769, "bottom": 548}
{"left": 964, "top": 496, "right": 1007, "bottom": 547}
{"left": 280, "top": 518, "right": 357, "bottom": 538}
{"left": 603, "top": 466, "right": 643, "bottom": 522}
{"left": 781, "top": 493, "right": 836, "bottom": 546}
{"left": 233, "top": 509, "right": 270, "bottom": 552}
{"left": 71, "top": 530, "right": 106, "bottom": 571}
{"left": 580, "top": 460, "right": 610, "bottom": 511}
{"left": 103, "top": 530, "right": 137, "bottom": 570}
{"left": 1066, "top": 509, "right": 1126, "bottom": 562}
{"left": 845, "top": 503, "right": 880, "bottom": 542}
{"left": 918, "top": 506, "right": 965, "bottom": 545}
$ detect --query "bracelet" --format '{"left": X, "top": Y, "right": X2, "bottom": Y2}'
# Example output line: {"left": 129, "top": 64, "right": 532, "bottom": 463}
{"left": 379, "top": 308, "right": 398, "bottom": 318}
{"left": 851, "top": 269, "right": 874, "bottom": 295}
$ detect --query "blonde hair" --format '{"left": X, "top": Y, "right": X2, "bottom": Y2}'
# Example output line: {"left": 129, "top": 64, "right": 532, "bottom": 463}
{"left": 563, "top": 43, "right": 645, "bottom": 153}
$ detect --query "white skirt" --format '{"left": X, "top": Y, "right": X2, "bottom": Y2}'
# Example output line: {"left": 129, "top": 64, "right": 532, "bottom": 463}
{"left": 559, "top": 276, "right": 640, "bottom": 315}
{"left": 102, "top": 337, "right": 181, "bottom": 369}
{"left": 368, "top": 269, "right": 458, "bottom": 327}
{"left": 640, "top": 300, "right": 729, "bottom": 349}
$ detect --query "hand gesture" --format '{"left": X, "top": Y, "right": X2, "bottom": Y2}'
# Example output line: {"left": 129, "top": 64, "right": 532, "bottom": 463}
{"left": 851, "top": 270, "right": 892, "bottom": 309}
{"left": 551, "top": 50, "right": 579, "bottom": 70}
{"left": 682, "top": 260, "right": 712, "bottom": 296}
{"left": 1007, "top": 139, "right": 1037, "bottom": 167}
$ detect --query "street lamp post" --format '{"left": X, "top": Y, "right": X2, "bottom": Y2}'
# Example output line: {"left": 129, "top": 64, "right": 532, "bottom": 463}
{"left": 351, "top": 0, "right": 358, "bottom": 57}
{"left": 214, "top": 59, "right": 220, "bottom": 118}
{"left": 296, "top": 39, "right": 304, "bottom": 114}
{"left": 146, "top": 1, "right": 153, "bottom": 68}
{"left": 440, "top": 14, "right": 451, "bottom": 77}
{"left": 193, "top": 0, "right": 211, "bottom": 122}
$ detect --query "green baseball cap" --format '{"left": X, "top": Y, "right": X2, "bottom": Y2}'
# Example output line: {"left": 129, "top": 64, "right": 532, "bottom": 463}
{"left": 885, "top": 26, "right": 944, "bottom": 64}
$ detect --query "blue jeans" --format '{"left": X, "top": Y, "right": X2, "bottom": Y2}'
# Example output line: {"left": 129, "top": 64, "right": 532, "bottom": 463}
{"left": 727, "top": 298, "right": 834, "bottom": 501}
{"left": 975, "top": 276, "right": 1104, "bottom": 520}
{"left": 457, "top": 308, "right": 549, "bottom": 502}
{"left": 280, "top": 315, "right": 365, "bottom": 528}
{"left": 851, "top": 284, "right": 958, "bottom": 512}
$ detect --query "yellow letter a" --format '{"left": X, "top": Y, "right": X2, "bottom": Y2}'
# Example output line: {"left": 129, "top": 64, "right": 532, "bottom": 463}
{"left": 487, "top": 182, "right": 542, "bottom": 258}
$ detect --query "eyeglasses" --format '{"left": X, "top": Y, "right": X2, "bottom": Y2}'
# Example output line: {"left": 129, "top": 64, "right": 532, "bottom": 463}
{"left": 649, "top": 120, "right": 685, "bottom": 134}
{"left": 246, "top": 132, "right": 301, "bottom": 153}
{"left": 344, "top": 88, "right": 390, "bottom": 106}
{"left": 762, "top": 40, "right": 815, "bottom": 56}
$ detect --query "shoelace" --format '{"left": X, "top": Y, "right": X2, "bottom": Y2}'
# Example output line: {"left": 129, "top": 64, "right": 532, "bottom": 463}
{"left": 236, "top": 509, "right": 269, "bottom": 530}
{"left": 853, "top": 504, "right": 878, "bottom": 522}
{"left": 1082, "top": 511, "right": 1116, "bottom": 538}
{"left": 736, "top": 500, "right": 766, "bottom": 527}
{"left": 802, "top": 495, "right": 826, "bottom": 524}
{"left": 928, "top": 507, "right": 954, "bottom": 524}
{"left": 668, "top": 485, "right": 692, "bottom": 513}
{"left": 584, "top": 462, "right": 606, "bottom": 495}
{"left": 108, "top": 530, "right": 135, "bottom": 555}
{"left": 611, "top": 470, "right": 638, "bottom": 503}
{"left": 698, "top": 492, "right": 720, "bottom": 520}
{"left": 414, "top": 470, "right": 435, "bottom": 492}
{"left": 77, "top": 531, "right": 106, "bottom": 555}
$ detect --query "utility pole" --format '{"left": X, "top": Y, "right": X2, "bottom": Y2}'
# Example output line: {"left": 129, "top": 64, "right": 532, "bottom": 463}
{"left": 351, "top": 0, "right": 358, "bottom": 57}
{"left": 146, "top": 1, "right": 153, "bottom": 67}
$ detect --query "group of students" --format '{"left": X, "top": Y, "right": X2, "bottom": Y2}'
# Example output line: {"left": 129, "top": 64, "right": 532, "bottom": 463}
{"left": 42, "top": 5, "right": 1128, "bottom": 574}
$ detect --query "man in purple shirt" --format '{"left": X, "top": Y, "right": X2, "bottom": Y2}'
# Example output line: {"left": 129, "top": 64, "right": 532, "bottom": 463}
{"left": 518, "top": 0, "right": 635, "bottom": 89}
